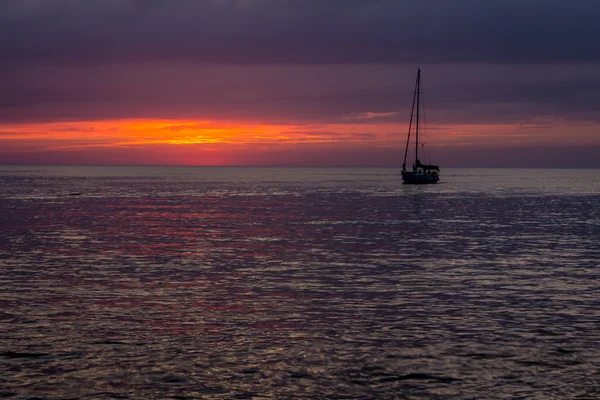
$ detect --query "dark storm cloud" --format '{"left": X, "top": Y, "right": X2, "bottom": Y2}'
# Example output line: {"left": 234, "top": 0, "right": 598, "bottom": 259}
{"left": 1, "top": 0, "right": 599, "bottom": 65}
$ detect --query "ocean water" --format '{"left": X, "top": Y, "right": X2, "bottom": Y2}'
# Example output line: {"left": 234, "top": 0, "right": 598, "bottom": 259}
{"left": 1, "top": 166, "right": 600, "bottom": 399}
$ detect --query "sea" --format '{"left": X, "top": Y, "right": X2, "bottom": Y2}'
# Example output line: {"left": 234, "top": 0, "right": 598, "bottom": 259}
{"left": 1, "top": 166, "right": 599, "bottom": 399}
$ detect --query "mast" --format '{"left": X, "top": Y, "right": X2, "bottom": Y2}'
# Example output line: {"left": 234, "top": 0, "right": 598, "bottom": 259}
{"left": 415, "top": 68, "right": 421, "bottom": 164}
{"left": 403, "top": 71, "right": 419, "bottom": 171}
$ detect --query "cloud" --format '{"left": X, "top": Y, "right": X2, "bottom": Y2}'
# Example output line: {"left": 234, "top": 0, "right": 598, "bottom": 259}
{"left": 2, "top": 0, "right": 600, "bottom": 166}
{"left": 344, "top": 112, "right": 398, "bottom": 120}
{"left": 3, "top": 62, "right": 600, "bottom": 127}
{"left": 1, "top": 0, "right": 600, "bottom": 66}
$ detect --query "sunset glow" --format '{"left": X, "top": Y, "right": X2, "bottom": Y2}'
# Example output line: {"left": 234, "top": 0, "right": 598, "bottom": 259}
{"left": 2, "top": 0, "right": 600, "bottom": 167}
{"left": 1, "top": 116, "right": 599, "bottom": 166}
{"left": 0, "top": 118, "right": 401, "bottom": 148}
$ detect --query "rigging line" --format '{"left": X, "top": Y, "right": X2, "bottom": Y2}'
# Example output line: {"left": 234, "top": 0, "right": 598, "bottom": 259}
{"left": 403, "top": 71, "right": 419, "bottom": 170}
{"left": 421, "top": 74, "right": 427, "bottom": 144}
{"left": 415, "top": 68, "right": 421, "bottom": 162}
{"left": 420, "top": 73, "right": 430, "bottom": 162}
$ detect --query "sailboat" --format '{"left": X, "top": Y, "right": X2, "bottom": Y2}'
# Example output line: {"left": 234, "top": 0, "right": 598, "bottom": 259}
{"left": 401, "top": 69, "right": 440, "bottom": 184}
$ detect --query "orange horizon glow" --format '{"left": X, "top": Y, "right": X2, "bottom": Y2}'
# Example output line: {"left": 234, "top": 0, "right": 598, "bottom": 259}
{"left": 0, "top": 118, "right": 398, "bottom": 147}
{"left": 1, "top": 117, "right": 599, "bottom": 166}
{"left": 0, "top": 118, "right": 405, "bottom": 153}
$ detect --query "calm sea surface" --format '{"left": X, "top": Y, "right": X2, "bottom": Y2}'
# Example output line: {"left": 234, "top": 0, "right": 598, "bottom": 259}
{"left": 1, "top": 166, "right": 600, "bottom": 399}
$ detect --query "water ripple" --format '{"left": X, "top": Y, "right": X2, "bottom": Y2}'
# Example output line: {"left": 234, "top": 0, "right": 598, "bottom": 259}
{"left": 1, "top": 167, "right": 600, "bottom": 398}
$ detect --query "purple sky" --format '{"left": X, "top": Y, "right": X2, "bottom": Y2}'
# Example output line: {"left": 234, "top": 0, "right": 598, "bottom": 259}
{"left": 2, "top": 0, "right": 600, "bottom": 167}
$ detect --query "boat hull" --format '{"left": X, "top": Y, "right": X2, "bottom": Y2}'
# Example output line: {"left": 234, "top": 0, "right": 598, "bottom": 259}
{"left": 402, "top": 171, "right": 439, "bottom": 184}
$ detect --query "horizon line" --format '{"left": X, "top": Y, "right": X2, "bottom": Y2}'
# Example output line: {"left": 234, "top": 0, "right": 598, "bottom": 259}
{"left": 1, "top": 164, "right": 599, "bottom": 170}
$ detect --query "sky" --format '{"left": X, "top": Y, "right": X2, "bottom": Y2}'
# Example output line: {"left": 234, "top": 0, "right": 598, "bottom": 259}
{"left": 1, "top": 0, "right": 600, "bottom": 167}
